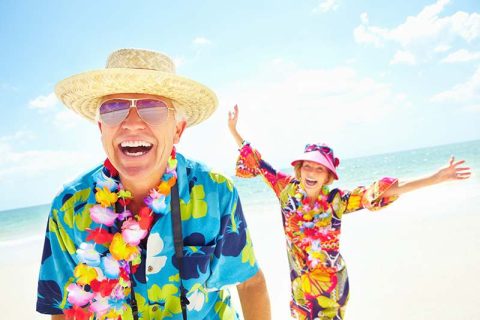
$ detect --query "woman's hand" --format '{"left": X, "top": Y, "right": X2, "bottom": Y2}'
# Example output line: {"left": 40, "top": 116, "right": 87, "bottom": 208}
{"left": 228, "top": 104, "right": 239, "bottom": 133}
{"left": 382, "top": 156, "right": 471, "bottom": 197}
{"left": 228, "top": 104, "right": 245, "bottom": 147}
{"left": 434, "top": 156, "right": 471, "bottom": 183}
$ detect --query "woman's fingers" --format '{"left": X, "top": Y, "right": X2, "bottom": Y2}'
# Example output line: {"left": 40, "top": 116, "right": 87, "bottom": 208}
{"left": 456, "top": 172, "right": 471, "bottom": 179}
{"left": 453, "top": 159, "right": 466, "bottom": 167}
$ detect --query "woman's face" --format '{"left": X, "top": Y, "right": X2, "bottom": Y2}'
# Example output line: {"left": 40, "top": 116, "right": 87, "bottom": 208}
{"left": 300, "top": 160, "right": 330, "bottom": 197}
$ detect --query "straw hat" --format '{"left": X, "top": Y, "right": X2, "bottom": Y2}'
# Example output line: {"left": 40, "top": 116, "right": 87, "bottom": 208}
{"left": 55, "top": 48, "right": 218, "bottom": 127}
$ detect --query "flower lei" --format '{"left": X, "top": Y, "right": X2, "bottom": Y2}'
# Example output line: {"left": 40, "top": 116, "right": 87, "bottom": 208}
{"left": 63, "top": 148, "right": 178, "bottom": 320}
{"left": 288, "top": 184, "right": 340, "bottom": 271}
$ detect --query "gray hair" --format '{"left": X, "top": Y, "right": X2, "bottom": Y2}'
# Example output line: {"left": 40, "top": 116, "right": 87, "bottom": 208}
{"left": 172, "top": 102, "right": 186, "bottom": 124}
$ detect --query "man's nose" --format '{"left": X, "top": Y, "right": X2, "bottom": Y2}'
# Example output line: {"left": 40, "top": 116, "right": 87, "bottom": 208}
{"left": 121, "top": 107, "right": 146, "bottom": 129}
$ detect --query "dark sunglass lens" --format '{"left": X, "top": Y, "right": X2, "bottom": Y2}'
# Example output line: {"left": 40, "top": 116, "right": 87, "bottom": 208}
{"left": 136, "top": 99, "right": 169, "bottom": 125}
{"left": 136, "top": 99, "right": 168, "bottom": 110}
{"left": 99, "top": 100, "right": 131, "bottom": 114}
{"left": 99, "top": 100, "right": 131, "bottom": 125}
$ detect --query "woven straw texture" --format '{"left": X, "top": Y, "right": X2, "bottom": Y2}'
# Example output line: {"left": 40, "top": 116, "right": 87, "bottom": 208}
{"left": 55, "top": 48, "right": 218, "bottom": 127}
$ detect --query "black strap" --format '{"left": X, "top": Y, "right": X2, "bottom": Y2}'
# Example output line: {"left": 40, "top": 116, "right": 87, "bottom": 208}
{"left": 128, "top": 183, "right": 188, "bottom": 320}
{"left": 129, "top": 264, "right": 139, "bottom": 320}
{"left": 171, "top": 183, "right": 189, "bottom": 320}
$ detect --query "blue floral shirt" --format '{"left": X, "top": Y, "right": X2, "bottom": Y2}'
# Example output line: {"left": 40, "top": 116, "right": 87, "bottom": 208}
{"left": 36, "top": 153, "right": 259, "bottom": 319}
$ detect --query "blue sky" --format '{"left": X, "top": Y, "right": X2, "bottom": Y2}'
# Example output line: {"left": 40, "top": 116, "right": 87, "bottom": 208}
{"left": 0, "top": 0, "right": 479, "bottom": 210}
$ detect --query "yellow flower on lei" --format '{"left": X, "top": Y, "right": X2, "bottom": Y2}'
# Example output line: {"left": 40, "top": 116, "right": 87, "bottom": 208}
{"left": 73, "top": 263, "right": 98, "bottom": 285}
{"left": 109, "top": 233, "right": 139, "bottom": 261}
{"left": 95, "top": 186, "right": 118, "bottom": 207}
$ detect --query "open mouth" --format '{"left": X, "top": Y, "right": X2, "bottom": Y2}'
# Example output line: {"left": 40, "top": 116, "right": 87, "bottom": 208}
{"left": 305, "top": 178, "right": 317, "bottom": 187}
{"left": 119, "top": 140, "right": 153, "bottom": 157}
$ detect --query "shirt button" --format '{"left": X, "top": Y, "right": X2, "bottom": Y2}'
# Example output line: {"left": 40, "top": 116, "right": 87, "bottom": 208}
{"left": 152, "top": 305, "right": 158, "bottom": 312}
{"left": 147, "top": 265, "right": 153, "bottom": 272}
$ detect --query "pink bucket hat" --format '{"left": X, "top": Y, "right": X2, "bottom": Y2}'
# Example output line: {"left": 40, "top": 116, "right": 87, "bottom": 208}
{"left": 291, "top": 143, "right": 340, "bottom": 180}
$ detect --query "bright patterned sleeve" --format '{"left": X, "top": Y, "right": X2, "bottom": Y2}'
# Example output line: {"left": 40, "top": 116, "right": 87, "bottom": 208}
{"left": 36, "top": 197, "right": 77, "bottom": 314}
{"left": 206, "top": 183, "right": 260, "bottom": 290}
{"left": 235, "top": 142, "right": 293, "bottom": 197}
{"left": 342, "top": 177, "right": 399, "bottom": 215}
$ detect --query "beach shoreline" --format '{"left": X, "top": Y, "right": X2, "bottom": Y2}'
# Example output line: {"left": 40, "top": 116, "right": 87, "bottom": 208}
{"left": 2, "top": 164, "right": 480, "bottom": 319}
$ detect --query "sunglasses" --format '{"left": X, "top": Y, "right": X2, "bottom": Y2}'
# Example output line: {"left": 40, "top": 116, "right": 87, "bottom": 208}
{"left": 98, "top": 98, "right": 175, "bottom": 126}
{"left": 304, "top": 143, "right": 333, "bottom": 156}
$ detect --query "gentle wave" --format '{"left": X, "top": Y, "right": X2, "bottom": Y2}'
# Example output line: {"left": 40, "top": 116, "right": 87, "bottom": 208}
{"left": 0, "top": 234, "right": 44, "bottom": 247}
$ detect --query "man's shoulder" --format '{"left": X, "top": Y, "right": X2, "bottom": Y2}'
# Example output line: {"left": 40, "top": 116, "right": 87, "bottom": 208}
{"left": 51, "top": 164, "right": 103, "bottom": 208}
{"left": 179, "top": 153, "right": 236, "bottom": 193}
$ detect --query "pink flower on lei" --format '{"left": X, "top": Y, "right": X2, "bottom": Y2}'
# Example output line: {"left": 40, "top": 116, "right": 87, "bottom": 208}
{"left": 122, "top": 218, "right": 148, "bottom": 246}
{"left": 66, "top": 283, "right": 94, "bottom": 307}
{"left": 89, "top": 296, "right": 110, "bottom": 316}
{"left": 90, "top": 204, "right": 117, "bottom": 226}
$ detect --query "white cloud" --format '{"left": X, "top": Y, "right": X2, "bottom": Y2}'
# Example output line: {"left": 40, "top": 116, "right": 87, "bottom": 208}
{"left": 434, "top": 44, "right": 451, "bottom": 52}
{"left": 441, "top": 49, "right": 480, "bottom": 63}
{"left": 29, "top": 92, "right": 58, "bottom": 111}
{"left": 54, "top": 110, "right": 85, "bottom": 129}
{"left": 431, "top": 66, "right": 480, "bottom": 104}
{"left": 313, "top": 0, "right": 340, "bottom": 14}
{"left": 183, "top": 62, "right": 407, "bottom": 169}
{"left": 0, "top": 82, "right": 18, "bottom": 92}
{"left": 354, "top": 0, "right": 480, "bottom": 62}
{"left": 390, "top": 50, "right": 416, "bottom": 65}
{"left": 462, "top": 105, "right": 480, "bottom": 112}
{"left": 0, "top": 130, "right": 36, "bottom": 143}
{"left": 0, "top": 130, "right": 98, "bottom": 180}
{"left": 193, "top": 37, "right": 212, "bottom": 46}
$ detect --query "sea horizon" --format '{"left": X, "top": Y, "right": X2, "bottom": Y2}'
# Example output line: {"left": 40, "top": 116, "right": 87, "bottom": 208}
{"left": 2, "top": 137, "right": 478, "bottom": 213}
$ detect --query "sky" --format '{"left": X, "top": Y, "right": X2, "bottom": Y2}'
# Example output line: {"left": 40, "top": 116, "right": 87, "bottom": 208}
{"left": 0, "top": 0, "right": 479, "bottom": 210}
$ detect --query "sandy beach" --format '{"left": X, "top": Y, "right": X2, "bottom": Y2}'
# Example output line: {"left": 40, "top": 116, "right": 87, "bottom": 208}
{"left": 2, "top": 178, "right": 479, "bottom": 319}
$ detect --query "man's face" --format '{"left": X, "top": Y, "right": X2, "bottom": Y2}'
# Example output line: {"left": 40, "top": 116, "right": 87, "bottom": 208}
{"left": 98, "top": 93, "right": 186, "bottom": 182}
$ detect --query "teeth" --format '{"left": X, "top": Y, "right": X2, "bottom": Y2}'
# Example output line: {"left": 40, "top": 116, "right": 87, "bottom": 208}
{"left": 120, "top": 140, "right": 152, "bottom": 148}
{"left": 306, "top": 178, "right": 317, "bottom": 183}
{"left": 125, "top": 151, "right": 146, "bottom": 157}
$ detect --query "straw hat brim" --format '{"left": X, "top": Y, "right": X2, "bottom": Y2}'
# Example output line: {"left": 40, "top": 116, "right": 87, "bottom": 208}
{"left": 55, "top": 68, "right": 218, "bottom": 127}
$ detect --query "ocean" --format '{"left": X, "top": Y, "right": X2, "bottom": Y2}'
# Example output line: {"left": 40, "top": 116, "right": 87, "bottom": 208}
{"left": 1, "top": 139, "right": 479, "bottom": 245}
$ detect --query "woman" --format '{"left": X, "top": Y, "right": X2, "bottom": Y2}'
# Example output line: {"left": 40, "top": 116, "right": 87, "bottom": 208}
{"left": 227, "top": 105, "right": 471, "bottom": 320}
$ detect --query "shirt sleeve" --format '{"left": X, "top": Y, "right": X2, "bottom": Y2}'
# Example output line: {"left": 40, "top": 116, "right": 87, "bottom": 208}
{"left": 341, "top": 177, "right": 399, "bottom": 215}
{"left": 36, "top": 197, "right": 77, "bottom": 314}
{"left": 235, "top": 142, "right": 293, "bottom": 197}
{"left": 206, "top": 185, "right": 259, "bottom": 290}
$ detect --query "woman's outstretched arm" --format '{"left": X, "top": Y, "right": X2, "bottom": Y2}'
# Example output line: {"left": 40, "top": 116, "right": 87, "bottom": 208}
{"left": 382, "top": 157, "right": 471, "bottom": 197}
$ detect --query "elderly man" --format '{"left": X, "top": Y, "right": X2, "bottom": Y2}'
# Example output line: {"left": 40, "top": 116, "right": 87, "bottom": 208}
{"left": 36, "top": 48, "right": 271, "bottom": 320}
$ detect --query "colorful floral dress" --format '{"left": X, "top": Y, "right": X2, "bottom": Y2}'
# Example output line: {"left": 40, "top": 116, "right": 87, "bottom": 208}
{"left": 37, "top": 152, "right": 259, "bottom": 319}
{"left": 235, "top": 144, "right": 398, "bottom": 320}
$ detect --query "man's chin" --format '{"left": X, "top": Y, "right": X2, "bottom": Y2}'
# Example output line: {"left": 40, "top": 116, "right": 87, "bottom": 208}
{"left": 117, "top": 163, "right": 153, "bottom": 180}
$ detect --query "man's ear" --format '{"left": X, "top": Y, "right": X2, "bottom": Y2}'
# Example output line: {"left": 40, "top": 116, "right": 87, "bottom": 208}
{"left": 173, "top": 120, "right": 187, "bottom": 144}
